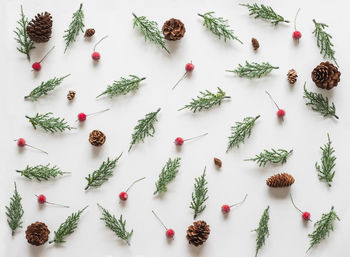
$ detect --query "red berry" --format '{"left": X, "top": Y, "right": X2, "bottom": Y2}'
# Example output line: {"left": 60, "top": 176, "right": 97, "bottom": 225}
{"left": 119, "top": 192, "right": 128, "bottom": 201}
{"left": 221, "top": 204, "right": 230, "bottom": 214}
{"left": 92, "top": 52, "right": 101, "bottom": 60}
{"left": 17, "top": 138, "right": 26, "bottom": 147}
{"left": 174, "top": 137, "right": 184, "bottom": 146}
{"left": 37, "top": 194, "right": 46, "bottom": 204}
{"left": 78, "top": 112, "right": 87, "bottom": 121}
{"left": 32, "top": 62, "right": 41, "bottom": 71}
{"left": 302, "top": 211, "right": 311, "bottom": 221}
{"left": 277, "top": 109, "right": 285, "bottom": 118}
{"left": 293, "top": 31, "right": 302, "bottom": 40}
{"left": 185, "top": 63, "right": 194, "bottom": 72}
{"left": 166, "top": 228, "right": 175, "bottom": 238}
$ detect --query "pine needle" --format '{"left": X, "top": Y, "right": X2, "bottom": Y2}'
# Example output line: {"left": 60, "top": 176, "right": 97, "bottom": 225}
{"left": 240, "top": 3, "right": 289, "bottom": 25}
{"left": 315, "top": 134, "right": 336, "bottom": 187}
{"left": 25, "top": 112, "right": 76, "bottom": 133}
{"left": 226, "top": 61, "right": 279, "bottom": 78}
{"left": 245, "top": 149, "right": 293, "bottom": 167}
{"left": 154, "top": 157, "right": 181, "bottom": 195}
{"left": 14, "top": 5, "right": 34, "bottom": 60}
{"left": 64, "top": 3, "right": 85, "bottom": 53}
{"left": 16, "top": 164, "right": 70, "bottom": 181}
{"left": 253, "top": 206, "right": 270, "bottom": 257}
{"left": 190, "top": 168, "right": 209, "bottom": 219}
{"left": 6, "top": 183, "right": 24, "bottom": 236}
{"left": 97, "top": 75, "right": 146, "bottom": 98}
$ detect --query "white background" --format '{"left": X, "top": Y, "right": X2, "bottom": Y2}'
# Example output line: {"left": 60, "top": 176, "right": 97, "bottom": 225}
{"left": 1, "top": 0, "right": 350, "bottom": 256}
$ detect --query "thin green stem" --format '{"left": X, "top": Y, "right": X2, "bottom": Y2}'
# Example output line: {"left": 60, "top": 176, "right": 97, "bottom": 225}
{"left": 294, "top": 8, "right": 301, "bottom": 31}
{"left": 39, "top": 46, "right": 55, "bottom": 63}
{"left": 230, "top": 194, "right": 248, "bottom": 207}
{"left": 126, "top": 177, "right": 146, "bottom": 192}
{"left": 94, "top": 35, "right": 108, "bottom": 51}
{"left": 290, "top": 194, "right": 303, "bottom": 214}
{"left": 152, "top": 210, "right": 167, "bottom": 230}
{"left": 184, "top": 133, "right": 208, "bottom": 142}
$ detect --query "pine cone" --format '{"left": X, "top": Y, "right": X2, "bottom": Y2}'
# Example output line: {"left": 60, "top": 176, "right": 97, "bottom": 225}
{"left": 266, "top": 173, "right": 295, "bottom": 188}
{"left": 84, "top": 28, "right": 95, "bottom": 37}
{"left": 214, "top": 157, "right": 222, "bottom": 168}
{"left": 89, "top": 130, "right": 106, "bottom": 146}
{"left": 67, "top": 90, "right": 76, "bottom": 100}
{"left": 252, "top": 37, "right": 260, "bottom": 50}
{"left": 186, "top": 220, "right": 210, "bottom": 247}
{"left": 27, "top": 12, "right": 53, "bottom": 43}
{"left": 25, "top": 222, "right": 50, "bottom": 246}
{"left": 287, "top": 69, "right": 298, "bottom": 84}
{"left": 311, "top": 62, "right": 341, "bottom": 90}
{"left": 162, "top": 18, "right": 186, "bottom": 41}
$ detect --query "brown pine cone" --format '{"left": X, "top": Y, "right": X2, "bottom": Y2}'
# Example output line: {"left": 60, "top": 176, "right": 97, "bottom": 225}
{"left": 214, "top": 157, "right": 222, "bottom": 168}
{"left": 67, "top": 90, "right": 76, "bottom": 100}
{"left": 27, "top": 12, "right": 53, "bottom": 43}
{"left": 186, "top": 220, "right": 210, "bottom": 247}
{"left": 252, "top": 37, "right": 260, "bottom": 50}
{"left": 287, "top": 69, "right": 298, "bottom": 84}
{"left": 25, "top": 222, "right": 50, "bottom": 246}
{"left": 162, "top": 18, "right": 186, "bottom": 41}
{"left": 311, "top": 62, "right": 341, "bottom": 90}
{"left": 266, "top": 173, "right": 295, "bottom": 188}
{"left": 89, "top": 130, "right": 106, "bottom": 146}
{"left": 84, "top": 28, "right": 95, "bottom": 37}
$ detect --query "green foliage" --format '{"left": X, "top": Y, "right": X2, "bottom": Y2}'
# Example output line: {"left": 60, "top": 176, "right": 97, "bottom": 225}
{"left": 190, "top": 168, "right": 209, "bottom": 219}
{"left": 198, "top": 12, "right": 243, "bottom": 43}
{"left": 26, "top": 112, "right": 75, "bottom": 133}
{"left": 315, "top": 134, "right": 336, "bottom": 187}
{"left": 240, "top": 3, "right": 289, "bottom": 25}
{"left": 303, "top": 84, "right": 338, "bottom": 119}
{"left": 6, "top": 183, "right": 24, "bottom": 236}
{"left": 246, "top": 149, "right": 293, "bottom": 167}
{"left": 14, "top": 5, "right": 35, "bottom": 60}
{"left": 98, "top": 204, "right": 133, "bottom": 245}
{"left": 97, "top": 75, "right": 146, "bottom": 98}
{"left": 25, "top": 74, "right": 70, "bottom": 101}
{"left": 129, "top": 108, "right": 161, "bottom": 151}
{"left": 253, "top": 206, "right": 270, "bottom": 257}
{"left": 226, "top": 61, "right": 279, "bottom": 78}
{"left": 64, "top": 3, "right": 85, "bottom": 52}
{"left": 132, "top": 13, "right": 169, "bottom": 54}
{"left": 16, "top": 164, "right": 70, "bottom": 181}
{"left": 49, "top": 206, "right": 88, "bottom": 244}
{"left": 227, "top": 115, "right": 260, "bottom": 152}
{"left": 178, "top": 87, "right": 231, "bottom": 112}
{"left": 85, "top": 154, "right": 122, "bottom": 190}
{"left": 312, "top": 19, "right": 337, "bottom": 66}
{"left": 308, "top": 206, "right": 340, "bottom": 251}
{"left": 154, "top": 158, "right": 181, "bottom": 195}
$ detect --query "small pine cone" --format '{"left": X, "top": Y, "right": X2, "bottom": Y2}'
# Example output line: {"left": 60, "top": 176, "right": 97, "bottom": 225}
{"left": 252, "top": 37, "right": 260, "bottom": 50}
{"left": 266, "top": 173, "right": 295, "bottom": 188}
{"left": 186, "top": 220, "right": 210, "bottom": 247}
{"left": 287, "top": 69, "right": 298, "bottom": 84}
{"left": 162, "top": 18, "right": 186, "bottom": 41}
{"left": 84, "top": 28, "right": 95, "bottom": 37}
{"left": 89, "top": 130, "right": 106, "bottom": 146}
{"left": 214, "top": 157, "right": 222, "bottom": 168}
{"left": 27, "top": 12, "right": 53, "bottom": 43}
{"left": 311, "top": 62, "right": 341, "bottom": 90}
{"left": 25, "top": 222, "right": 50, "bottom": 246}
{"left": 67, "top": 90, "right": 76, "bottom": 100}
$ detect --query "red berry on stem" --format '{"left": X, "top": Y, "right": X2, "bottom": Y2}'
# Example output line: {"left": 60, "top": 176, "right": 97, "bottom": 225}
{"left": 17, "top": 138, "right": 26, "bottom": 147}
{"left": 119, "top": 191, "right": 128, "bottom": 201}
{"left": 293, "top": 31, "right": 302, "bottom": 40}
{"left": 185, "top": 62, "right": 195, "bottom": 72}
{"left": 32, "top": 62, "right": 41, "bottom": 71}
{"left": 277, "top": 109, "right": 286, "bottom": 118}
{"left": 221, "top": 204, "right": 230, "bottom": 214}
{"left": 78, "top": 112, "right": 87, "bottom": 121}
{"left": 92, "top": 52, "right": 100, "bottom": 60}
{"left": 37, "top": 194, "right": 46, "bottom": 204}
{"left": 290, "top": 194, "right": 311, "bottom": 221}
{"left": 174, "top": 137, "right": 184, "bottom": 145}
{"left": 302, "top": 211, "right": 311, "bottom": 221}
{"left": 166, "top": 228, "right": 175, "bottom": 238}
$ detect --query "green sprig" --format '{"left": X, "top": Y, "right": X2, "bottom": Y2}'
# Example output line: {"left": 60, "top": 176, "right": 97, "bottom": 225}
{"left": 26, "top": 113, "right": 75, "bottom": 133}
{"left": 240, "top": 3, "right": 289, "bottom": 25}
{"left": 97, "top": 75, "right": 146, "bottom": 98}
{"left": 64, "top": 3, "right": 85, "bottom": 53}
{"left": 154, "top": 157, "right": 181, "bottom": 195}
{"left": 245, "top": 149, "right": 293, "bottom": 167}
{"left": 6, "top": 183, "right": 24, "bottom": 236}
{"left": 253, "top": 206, "right": 270, "bottom": 257}
{"left": 315, "top": 134, "right": 336, "bottom": 187}
{"left": 190, "top": 168, "right": 209, "bottom": 219}
{"left": 226, "top": 61, "right": 279, "bottom": 78}
{"left": 16, "top": 164, "right": 70, "bottom": 181}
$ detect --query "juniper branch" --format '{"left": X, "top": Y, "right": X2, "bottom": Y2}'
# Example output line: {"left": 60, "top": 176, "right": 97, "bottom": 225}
{"left": 154, "top": 157, "right": 181, "bottom": 195}
{"left": 315, "top": 134, "right": 336, "bottom": 187}
{"left": 190, "top": 168, "right": 209, "bottom": 219}
{"left": 6, "top": 183, "right": 24, "bottom": 236}
{"left": 64, "top": 3, "right": 85, "bottom": 52}
{"left": 245, "top": 149, "right": 293, "bottom": 167}
{"left": 16, "top": 164, "right": 70, "bottom": 181}
{"left": 97, "top": 75, "right": 146, "bottom": 98}
{"left": 25, "top": 112, "right": 75, "bottom": 133}
{"left": 240, "top": 3, "right": 289, "bottom": 25}
{"left": 253, "top": 206, "right": 270, "bottom": 257}
{"left": 226, "top": 61, "right": 279, "bottom": 78}
{"left": 14, "top": 5, "right": 34, "bottom": 60}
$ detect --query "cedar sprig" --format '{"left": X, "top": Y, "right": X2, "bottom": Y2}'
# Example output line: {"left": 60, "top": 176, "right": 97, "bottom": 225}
{"left": 190, "top": 168, "right": 209, "bottom": 219}
{"left": 63, "top": 3, "right": 85, "bottom": 53}
{"left": 16, "top": 164, "right": 70, "bottom": 181}
{"left": 240, "top": 3, "right": 289, "bottom": 25}
{"left": 198, "top": 12, "right": 243, "bottom": 43}
{"left": 85, "top": 154, "right": 122, "bottom": 190}
{"left": 49, "top": 206, "right": 88, "bottom": 244}
{"left": 303, "top": 83, "right": 338, "bottom": 119}
{"left": 14, "top": 5, "right": 35, "bottom": 60}
{"left": 226, "top": 61, "right": 279, "bottom": 78}
{"left": 253, "top": 206, "right": 270, "bottom": 257}
{"left": 308, "top": 206, "right": 340, "bottom": 251}
{"left": 245, "top": 149, "right": 293, "bottom": 167}
{"left": 129, "top": 108, "right": 161, "bottom": 151}
{"left": 98, "top": 204, "right": 133, "bottom": 245}
{"left": 26, "top": 112, "right": 75, "bottom": 133}
{"left": 312, "top": 19, "right": 337, "bottom": 66}
{"left": 154, "top": 157, "right": 181, "bottom": 195}
{"left": 25, "top": 74, "right": 70, "bottom": 101}
{"left": 97, "top": 75, "right": 146, "bottom": 98}
{"left": 315, "top": 134, "right": 336, "bottom": 187}
{"left": 132, "top": 13, "right": 169, "bottom": 54}
{"left": 178, "top": 87, "right": 231, "bottom": 112}
{"left": 6, "top": 183, "right": 24, "bottom": 236}
{"left": 227, "top": 115, "right": 260, "bottom": 152}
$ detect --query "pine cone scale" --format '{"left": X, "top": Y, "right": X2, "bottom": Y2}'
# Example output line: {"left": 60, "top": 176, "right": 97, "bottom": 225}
{"left": 25, "top": 222, "right": 50, "bottom": 246}
{"left": 162, "top": 18, "right": 186, "bottom": 41}
{"left": 27, "top": 12, "right": 53, "bottom": 43}
{"left": 89, "top": 130, "right": 106, "bottom": 146}
{"left": 311, "top": 62, "right": 341, "bottom": 90}
{"left": 186, "top": 220, "right": 210, "bottom": 246}
{"left": 266, "top": 173, "right": 295, "bottom": 187}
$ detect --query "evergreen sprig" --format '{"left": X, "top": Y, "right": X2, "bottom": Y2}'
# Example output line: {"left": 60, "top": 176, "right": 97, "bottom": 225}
{"left": 49, "top": 206, "right": 88, "bottom": 244}
{"left": 190, "top": 168, "right": 209, "bottom": 219}
{"left": 240, "top": 3, "right": 289, "bottom": 25}
{"left": 308, "top": 206, "right": 340, "bottom": 251}
{"left": 303, "top": 84, "right": 338, "bottom": 119}
{"left": 85, "top": 154, "right": 122, "bottom": 190}
{"left": 132, "top": 13, "right": 169, "bottom": 54}
{"left": 226, "top": 61, "right": 279, "bottom": 78}
{"left": 6, "top": 183, "right": 24, "bottom": 236}
{"left": 245, "top": 149, "right": 293, "bottom": 167}
{"left": 129, "top": 108, "right": 161, "bottom": 151}
{"left": 178, "top": 87, "right": 231, "bottom": 112}
{"left": 315, "top": 134, "right": 336, "bottom": 187}
{"left": 97, "top": 75, "right": 146, "bottom": 98}
{"left": 198, "top": 12, "right": 243, "bottom": 43}
{"left": 312, "top": 19, "right": 337, "bottom": 66}
{"left": 253, "top": 206, "right": 270, "bottom": 257}
{"left": 98, "top": 204, "right": 133, "bottom": 245}
{"left": 16, "top": 164, "right": 70, "bottom": 181}
{"left": 154, "top": 157, "right": 181, "bottom": 195}
{"left": 26, "top": 112, "right": 75, "bottom": 133}
{"left": 14, "top": 5, "right": 34, "bottom": 60}
{"left": 64, "top": 3, "right": 85, "bottom": 53}
{"left": 227, "top": 115, "right": 260, "bottom": 152}
{"left": 25, "top": 74, "right": 70, "bottom": 101}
